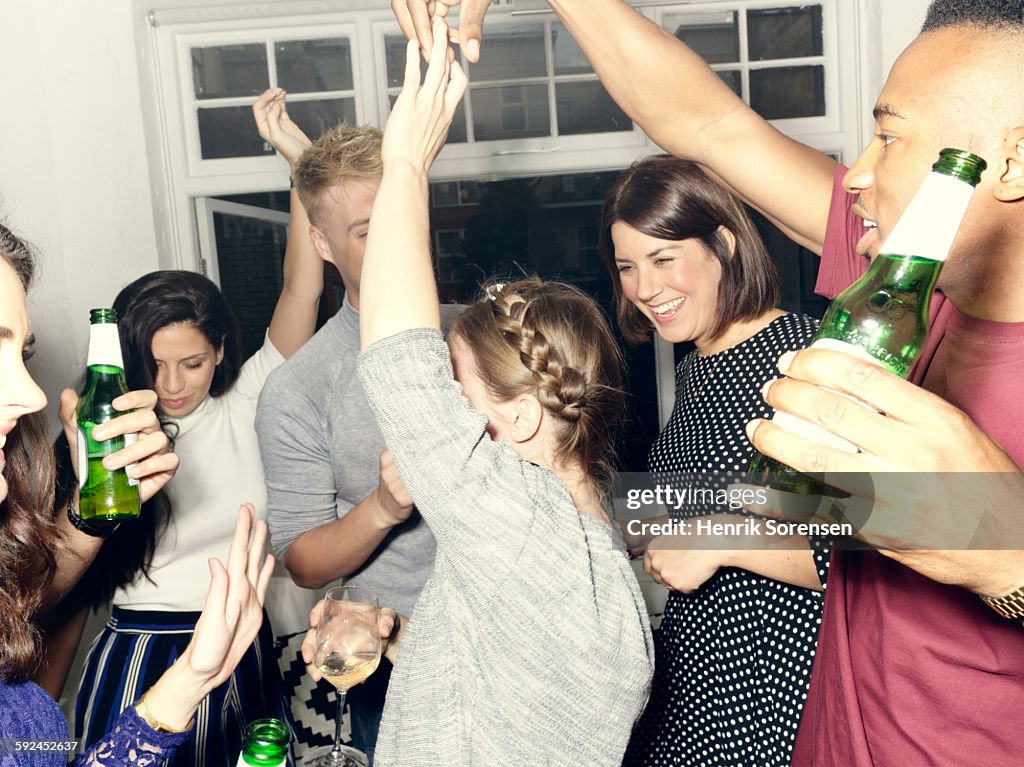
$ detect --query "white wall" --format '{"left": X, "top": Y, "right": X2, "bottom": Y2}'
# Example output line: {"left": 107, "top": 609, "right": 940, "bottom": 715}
{"left": 0, "top": 0, "right": 160, "bottom": 418}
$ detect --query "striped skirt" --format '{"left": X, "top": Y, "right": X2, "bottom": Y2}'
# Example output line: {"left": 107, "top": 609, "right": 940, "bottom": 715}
{"left": 74, "top": 607, "right": 284, "bottom": 767}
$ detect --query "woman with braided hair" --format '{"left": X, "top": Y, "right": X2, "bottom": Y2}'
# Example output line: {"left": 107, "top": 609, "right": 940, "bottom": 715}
{"left": 302, "top": 21, "right": 653, "bottom": 767}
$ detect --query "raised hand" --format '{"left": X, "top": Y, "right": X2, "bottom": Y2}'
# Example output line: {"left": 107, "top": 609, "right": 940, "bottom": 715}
{"left": 59, "top": 387, "right": 178, "bottom": 504}
{"left": 384, "top": 20, "right": 468, "bottom": 174}
{"left": 253, "top": 87, "right": 313, "bottom": 168}
{"left": 391, "top": 0, "right": 492, "bottom": 63}
{"left": 184, "top": 504, "right": 275, "bottom": 691}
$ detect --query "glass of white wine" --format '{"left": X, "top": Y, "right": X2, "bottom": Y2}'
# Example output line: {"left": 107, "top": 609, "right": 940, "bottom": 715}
{"left": 302, "top": 586, "right": 381, "bottom": 767}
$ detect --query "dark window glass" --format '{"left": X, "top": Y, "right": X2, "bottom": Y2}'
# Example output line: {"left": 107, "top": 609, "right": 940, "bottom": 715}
{"left": 555, "top": 82, "right": 632, "bottom": 135}
{"left": 275, "top": 38, "right": 354, "bottom": 92}
{"left": 552, "top": 23, "right": 592, "bottom": 75}
{"left": 192, "top": 44, "right": 268, "bottom": 99}
{"left": 284, "top": 98, "right": 358, "bottom": 141}
{"left": 470, "top": 85, "right": 550, "bottom": 140}
{"left": 667, "top": 11, "right": 739, "bottom": 64}
{"left": 749, "top": 65, "right": 825, "bottom": 119}
{"left": 471, "top": 25, "right": 546, "bottom": 81}
{"left": 748, "top": 6, "right": 824, "bottom": 61}
{"left": 198, "top": 106, "right": 274, "bottom": 159}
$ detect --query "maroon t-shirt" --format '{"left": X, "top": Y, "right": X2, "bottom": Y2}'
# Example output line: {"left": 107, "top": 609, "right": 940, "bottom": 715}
{"left": 792, "top": 165, "right": 1024, "bottom": 766}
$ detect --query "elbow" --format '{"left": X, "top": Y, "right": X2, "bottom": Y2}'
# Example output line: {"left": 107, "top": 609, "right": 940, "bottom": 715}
{"left": 282, "top": 551, "right": 329, "bottom": 590}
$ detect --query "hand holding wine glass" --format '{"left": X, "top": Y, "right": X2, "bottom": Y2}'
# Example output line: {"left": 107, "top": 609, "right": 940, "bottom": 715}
{"left": 303, "top": 586, "right": 381, "bottom": 767}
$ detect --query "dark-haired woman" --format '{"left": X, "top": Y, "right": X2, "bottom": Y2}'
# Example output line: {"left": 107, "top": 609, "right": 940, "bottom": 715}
{"left": 73, "top": 90, "right": 323, "bottom": 767}
{"left": 0, "top": 221, "right": 275, "bottom": 767}
{"left": 605, "top": 156, "right": 828, "bottom": 767}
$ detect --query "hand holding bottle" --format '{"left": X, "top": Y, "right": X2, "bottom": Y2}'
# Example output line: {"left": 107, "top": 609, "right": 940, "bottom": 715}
{"left": 58, "top": 386, "right": 178, "bottom": 505}
{"left": 744, "top": 346, "right": 1024, "bottom": 598}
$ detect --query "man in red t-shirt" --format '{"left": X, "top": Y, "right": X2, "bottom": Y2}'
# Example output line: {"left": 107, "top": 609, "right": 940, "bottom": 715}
{"left": 393, "top": 0, "right": 1024, "bottom": 764}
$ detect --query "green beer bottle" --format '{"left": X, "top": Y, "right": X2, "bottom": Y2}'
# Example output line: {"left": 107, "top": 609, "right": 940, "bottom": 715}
{"left": 748, "top": 148, "right": 986, "bottom": 494}
{"left": 77, "top": 308, "right": 140, "bottom": 524}
{"left": 236, "top": 718, "right": 290, "bottom": 767}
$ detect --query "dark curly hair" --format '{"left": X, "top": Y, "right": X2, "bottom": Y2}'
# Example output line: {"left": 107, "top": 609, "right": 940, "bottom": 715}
{"left": 0, "top": 223, "right": 60, "bottom": 682}
{"left": 922, "top": 0, "right": 1024, "bottom": 32}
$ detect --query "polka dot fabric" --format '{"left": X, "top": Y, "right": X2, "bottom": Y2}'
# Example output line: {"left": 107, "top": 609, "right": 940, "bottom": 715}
{"left": 623, "top": 313, "right": 829, "bottom": 767}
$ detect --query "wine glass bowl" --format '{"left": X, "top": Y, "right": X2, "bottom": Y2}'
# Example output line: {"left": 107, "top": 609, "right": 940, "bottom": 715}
{"left": 302, "top": 586, "right": 381, "bottom": 767}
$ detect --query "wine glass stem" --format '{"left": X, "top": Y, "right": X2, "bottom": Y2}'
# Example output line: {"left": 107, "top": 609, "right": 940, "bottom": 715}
{"left": 331, "top": 688, "right": 349, "bottom": 759}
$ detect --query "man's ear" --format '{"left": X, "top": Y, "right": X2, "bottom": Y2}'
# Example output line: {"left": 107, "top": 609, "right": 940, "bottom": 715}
{"left": 309, "top": 225, "right": 333, "bottom": 264}
{"left": 993, "top": 128, "right": 1024, "bottom": 202}
{"left": 509, "top": 394, "right": 543, "bottom": 444}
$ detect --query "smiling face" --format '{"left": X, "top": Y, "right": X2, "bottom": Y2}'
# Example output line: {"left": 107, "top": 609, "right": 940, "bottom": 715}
{"left": 150, "top": 322, "right": 223, "bottom": 418}
{"left": 842, "top": 26, "right": 1020, "bottom": 299}
{"left": 0, "top": 259, "right": 47, "bottom": 504}
{"left": 612, "top": 221, "right": 724, "bottom": 349}
{"left": 308, "top": 178, "right": 380, "bottom": 310}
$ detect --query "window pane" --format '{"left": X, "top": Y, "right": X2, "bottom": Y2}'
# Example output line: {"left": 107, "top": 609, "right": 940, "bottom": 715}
{"left": 275, "top": 38, "right": 354, "bottom": 92}
{"left": 716, "top": 70, "right": 742, "bottom": 97}
{"left": 192, "top": 44, "right": 268, "bottom": 99}
{"left": 385, "top": 35, "right": 462, "bottom": 87}
{"left": 471, "top": 25, "right": 546, "bottom": 81}
{"left": 211, "top": 210, "right": 287, "bottom": 359}
{"left": 285, "top": 99, "right": 358, "bottom": 141}
{"left": 552, "top": 22, "right": 592, "bottom": 75}
{"left": 748, "top": 6, "right": 823, "bottom": 61}
{"left": 749, "top": 65, "right": 825, "bottom": 119}
{"left": 198, "top": 106, "right": 273, "bottom": 159}
{"left": 390, "top": 94, "right": 467, "bottom": 143}
{"left": 664, "top": 11, "right": 738, "bottom": 64}
{"left": 470, "top": 85, "right": 549, "bottom": 140}
{"left": 555, "top": 82, "right": 631, "bottom": 135}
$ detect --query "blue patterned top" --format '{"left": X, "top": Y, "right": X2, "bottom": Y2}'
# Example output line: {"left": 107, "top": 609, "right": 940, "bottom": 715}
{"left": 0, "top": 679, "right": 189, "bottom": 766}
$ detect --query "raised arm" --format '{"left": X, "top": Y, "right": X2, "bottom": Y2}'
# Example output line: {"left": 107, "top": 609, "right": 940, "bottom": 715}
{"left": 393, "top": 0, "right": 836, "bottom": 253}
{"left": 254, "top": 88, "right": 325, "bottom": 358}
{"left": 360, "top": 26, "right": 467, "bottom": 347}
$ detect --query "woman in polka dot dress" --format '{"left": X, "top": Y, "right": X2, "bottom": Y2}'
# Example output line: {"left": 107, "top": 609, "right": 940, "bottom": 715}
{"left": 602, "top": 156, "right": 828, "bottom": 767}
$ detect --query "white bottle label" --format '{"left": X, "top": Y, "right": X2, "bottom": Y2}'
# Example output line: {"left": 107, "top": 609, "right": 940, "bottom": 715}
{"left": 76, "top": 430, "right": 88, "bottom": 491}
{"left": 769, "top": 339, "right": 883, "bottom": 455}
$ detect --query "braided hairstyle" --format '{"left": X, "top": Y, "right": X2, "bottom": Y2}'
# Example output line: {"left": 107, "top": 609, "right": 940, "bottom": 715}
{"left": 451, "top": 278, "right": 625, "bottom": 495}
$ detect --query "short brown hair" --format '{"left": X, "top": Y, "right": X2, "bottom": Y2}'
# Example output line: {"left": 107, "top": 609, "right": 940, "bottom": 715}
{"left": 293, "top": 123, "right": 383, "bottom": 230}
{"left": 599, "top": 155, "right": 780, "bottom": 345}
{"left": 451, "top": 278, "right": 625, "bottom": 496}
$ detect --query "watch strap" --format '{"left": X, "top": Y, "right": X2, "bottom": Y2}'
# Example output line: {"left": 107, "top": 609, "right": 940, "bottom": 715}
{"left": 66, "top": 501, "right": 120, "bottom": 538}
{"left": 981, "top": 583, "right": 1024, "bottom": 620}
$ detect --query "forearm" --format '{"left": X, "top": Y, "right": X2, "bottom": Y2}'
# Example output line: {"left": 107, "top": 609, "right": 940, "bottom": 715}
{"left": 44, "top": 496, "right": 104, "bottom": 608}
{"left": 724, "top": 539, "right": 823, "bottom": 592}
{"left": 360, "top": 164, "right": 439, "bottom": 348}
{"left": 267, "top": 188, "right": 324, "bottom": 358}
{"left": 282, "top": 492, "right": 401, "bottom": 589}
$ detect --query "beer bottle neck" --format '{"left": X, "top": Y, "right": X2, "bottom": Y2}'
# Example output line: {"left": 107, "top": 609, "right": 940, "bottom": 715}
{"left": 879, "top": 170, "right": 976, "bottom": 264}
{"left": 87, "top": 323, "right": 126, "bottom": 370}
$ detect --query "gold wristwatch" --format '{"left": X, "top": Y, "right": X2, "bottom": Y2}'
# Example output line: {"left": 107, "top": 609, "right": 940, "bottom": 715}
{"left": 134, "top": 694, "right": 195, "bottom": 734}
{"left": 980, "top": 583, "right": 1024, "bottom": 620}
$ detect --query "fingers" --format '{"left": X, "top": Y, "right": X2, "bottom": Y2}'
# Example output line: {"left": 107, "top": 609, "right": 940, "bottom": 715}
{"left": 256, "top": 553, "right": 275, "bottom": 604}
{"left": 456, "top": 0, "right": 490, "bottom": 63}
{"left": 422, "top": 18, "right": 452, "bottom": 97}
{"left": 59, "top": 388, "right": 78, "bottom": 430}
{"left": 775, "top": 348, "right": 946, "bottom": 426}
{"left": 393, "top": 0, "right": 436, "bottom": 59}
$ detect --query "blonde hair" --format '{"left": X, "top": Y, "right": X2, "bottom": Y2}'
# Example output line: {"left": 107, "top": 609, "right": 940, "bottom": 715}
{"left": 451, "top": 278, "right": 625, "bottom": 495}
{"left": 293, "top": 123, "right": 383, "bottom": 229}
